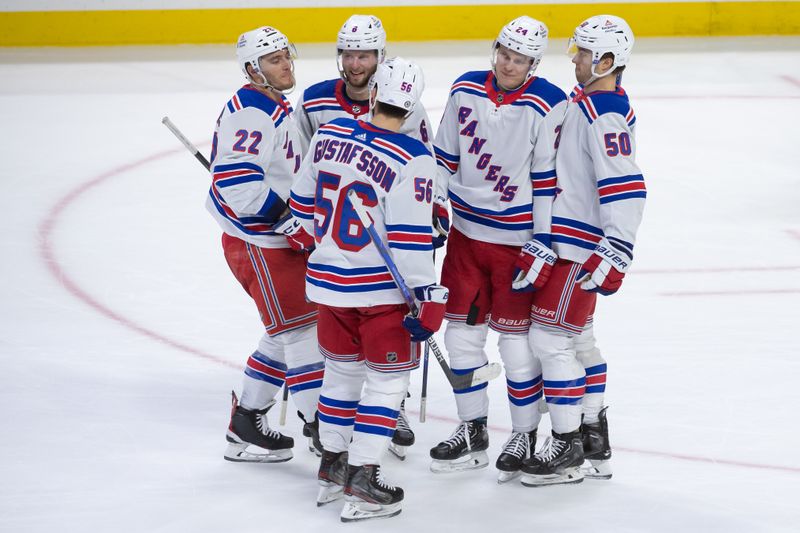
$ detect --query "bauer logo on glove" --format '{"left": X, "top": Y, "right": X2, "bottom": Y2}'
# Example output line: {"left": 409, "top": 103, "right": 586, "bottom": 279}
{"left": 577, "top": 240, "right": 631, "bottom": 295}
{"left": 402, "top": 284, "right": 448, "bottom": 342}
{"left": 511, "top": 239, "right": 557, "bottom": 292}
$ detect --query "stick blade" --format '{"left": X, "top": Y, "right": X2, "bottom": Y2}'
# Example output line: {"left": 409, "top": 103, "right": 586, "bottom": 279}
{"left": 469, "top": 362, "right": 502, "bottom": 387}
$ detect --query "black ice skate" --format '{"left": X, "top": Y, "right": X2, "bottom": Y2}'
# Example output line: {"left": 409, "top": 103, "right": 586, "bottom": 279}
{"left": 389, "top": 399, "right": 415, "bottom": 460}
{"left": 224, "top": 391, "right": 294, "bottom": 463}
{"left": 300, "top": 410, "right": 323, "bottom": 457}
{"left": 317, "top": 450, "right": 348, "bottom": 506}
{"left": 495, "top": 429, "right": 537, "bottom": 484}
{"left": 341, "top": 464, "right": 403, "bottom": 522}
{"left": 520, "top": 430, "right": 584, "bottom": 487}
{"left": 581, "top": 406, "right": 612, "bottom": 479}
{"left": 429, "top": 418, "right": 489, "bottom": 473}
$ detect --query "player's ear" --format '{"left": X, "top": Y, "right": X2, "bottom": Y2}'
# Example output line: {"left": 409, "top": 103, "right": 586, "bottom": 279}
{"left": 599, "top": 54, "right": 615, "bottom": 75}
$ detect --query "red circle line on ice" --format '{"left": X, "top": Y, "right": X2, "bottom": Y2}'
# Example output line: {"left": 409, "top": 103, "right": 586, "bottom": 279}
{"left": 37, "top": 146, "right": 800, "bottom": 476}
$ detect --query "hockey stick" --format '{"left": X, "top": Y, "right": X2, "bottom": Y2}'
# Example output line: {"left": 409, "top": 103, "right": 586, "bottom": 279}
{"left": 279, "top": 382, "right": 289, "bottom": 425}
{"left": 420, "top": 339, "right": 429, "bottom": 422}
{"left": 162, "top": 116, "right": 211, "bottom": 170}
{"left": 345, "top": 190, "right": 501, "bottom": 390}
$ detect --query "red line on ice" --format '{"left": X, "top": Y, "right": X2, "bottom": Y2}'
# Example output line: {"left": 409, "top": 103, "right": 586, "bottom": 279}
{"left": 779, "top": 74, "right": 800, "bottom": 90}
{"left": 37, "top": 146, "right": 240, "bottom": 371}
{"left": 661, "top": 289, "right": 800, "bottom": 297}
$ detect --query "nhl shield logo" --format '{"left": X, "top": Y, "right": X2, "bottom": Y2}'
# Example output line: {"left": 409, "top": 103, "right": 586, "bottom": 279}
{"left": 352, "top": 105, "right": 362, "bottom": 114}
{"left": 386, "top": 352, "right": 398, "bottom": 363}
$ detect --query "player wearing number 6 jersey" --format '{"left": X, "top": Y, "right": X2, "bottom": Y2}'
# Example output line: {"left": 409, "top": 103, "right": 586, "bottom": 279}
{"left": 520, "top": 15, "right": 646, "bottom": 487}
{"left": 290, "top": 58, "right": 445, "bottom": 522}
{"left": 429, "top": 16, "right": 567, "bottom": 482}
{"left": 208, "top": 26, "right": 324, "bottom": 464}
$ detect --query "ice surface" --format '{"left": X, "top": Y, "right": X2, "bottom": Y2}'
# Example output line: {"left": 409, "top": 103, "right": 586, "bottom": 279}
{"left": 1, "top": 38, "right": 799, "bottom": 532}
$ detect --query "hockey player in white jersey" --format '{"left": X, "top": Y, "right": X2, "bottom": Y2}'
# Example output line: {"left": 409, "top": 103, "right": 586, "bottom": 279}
{"left": 519, "top": 15, "right": 645, "bottom": 487}
{"left": 208, "top": 26, "right": 324, "bottom": 463}
{"left": 294, "top": 14, "right": 445, "bottom": 459}
{"left": 428, "top": 16, "right": 567, "bottom": 482}
{"left": 290, "top": 58, "right": 446, "bottom": 522}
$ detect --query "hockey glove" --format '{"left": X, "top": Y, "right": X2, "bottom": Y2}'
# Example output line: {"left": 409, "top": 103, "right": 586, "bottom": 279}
{"left": 432, "top": 199, "right": 450, "bottom": 250}
{"left": 274, "top": 213, "right": 315, "bottom": 252}
{"left": 511, "top": 239, "right": 557, "bottom": 292}
{"left": 403, "top": 284, "right": 449, "bottom": 342}
{"left": 577, "top": 239, "right": 631, "bottom": 295}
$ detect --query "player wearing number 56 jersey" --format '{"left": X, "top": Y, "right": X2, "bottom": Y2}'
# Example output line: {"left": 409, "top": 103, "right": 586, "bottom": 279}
{"left": 520, "top": 15, "right": 646, "bottom": 487}
{"left": 428, "top": 17, "right": 567, "bottom": 482}
{"left": 290, "top": 58, "right": 446, "bottom": 522}
{"left": 208, "top": 26, "right": 324, "bottom": 465}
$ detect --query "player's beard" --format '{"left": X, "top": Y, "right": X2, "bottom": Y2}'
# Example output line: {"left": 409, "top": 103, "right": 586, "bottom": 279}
{"left": 346, "top": 67, "right": 375, "bottom": 91}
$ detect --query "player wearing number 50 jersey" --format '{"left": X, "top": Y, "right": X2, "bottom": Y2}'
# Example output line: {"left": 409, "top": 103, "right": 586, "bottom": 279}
{"left": 290, "top": 58, "right": 446, "bottom": 522}
{"left": 520, "top": 15, "right": 646, "bottom": 487}
{"left": 207, "top": 26, "right": 324, "bottom": 464}
{"left": 428, "top": 17, "right": 567, "bottom": 482}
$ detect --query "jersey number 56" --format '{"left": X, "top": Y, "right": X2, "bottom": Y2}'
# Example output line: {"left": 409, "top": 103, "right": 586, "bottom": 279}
{"left": 315, "top": 172, "right": 378, "bottom": 252}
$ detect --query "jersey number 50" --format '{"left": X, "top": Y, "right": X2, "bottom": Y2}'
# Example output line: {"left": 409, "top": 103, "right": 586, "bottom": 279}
{"left": 604, "top": 132, "right": 632, "bottom": 157}
{"left": 315, "top": 172, "right": 378, "bottom": 252}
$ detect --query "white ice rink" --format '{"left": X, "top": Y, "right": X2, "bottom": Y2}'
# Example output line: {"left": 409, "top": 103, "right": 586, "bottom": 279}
{"left": 1, "top": 37, "right": 799, "bottom": 532}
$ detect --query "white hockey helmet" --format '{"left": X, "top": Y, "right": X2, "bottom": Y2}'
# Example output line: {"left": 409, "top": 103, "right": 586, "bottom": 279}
{"left": 369, "top": 57, "right": 424, "bottom": 117}
{"left": 568, "top": 15, "right": 634, "bottom": 78}
{"left": 337, "top": 14, "right": 387, "bottom": 59}
{"left": 236, "top": 26, "right": 297, "bottom": 91}
{"left": 492, "top": 16, "right": 549, "bottom": 82}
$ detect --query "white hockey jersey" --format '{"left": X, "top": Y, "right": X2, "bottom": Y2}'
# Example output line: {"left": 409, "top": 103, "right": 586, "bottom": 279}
{"left": 433, "top": 71, "right": 567, "bottom": 246}
{"left": 551, "top": 85, "right": 646, "bottom": 264}
{"left": 289, "top": 118, "right": 438, "bottom": 308}
{"left": 206, "top": 85, "right": 304, "bottom": 248}
{"left": 295, "top": 78, "right": 433, "bottom": 155}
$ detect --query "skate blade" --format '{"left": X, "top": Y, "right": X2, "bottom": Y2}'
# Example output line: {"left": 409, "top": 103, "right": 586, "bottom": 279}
{"left": 430, "top": 451, "right": 489, "bottom": 474}
{"left": 308, "top": 438, "right": 322, "bottom": 457}
{"left": 340, "top": 500, "right": 402, "bottom": 522}
{"left": 497, "top": 469, "right": 522, "bottom": 484}
{"left": 520, "top": 467, "right": 584, "bottom": 487}
{"left": 317, "top": 482, "right": 344, "bottom": 507}
{"left": 388, "top": 443, "right": 407, "bottom": 461}
{"left": 581, "top": 459, "right": 612, "bottom": 480}
{"left": 223, "top": 442, "right": 293, "bottom": 463}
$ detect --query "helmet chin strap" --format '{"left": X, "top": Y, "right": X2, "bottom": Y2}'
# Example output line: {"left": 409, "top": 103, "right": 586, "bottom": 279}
{"left": 248, "top": 61, "right": 296, "bottom": 95}
{"left": 583, "top": 58, "right": 617, "bottom": 88}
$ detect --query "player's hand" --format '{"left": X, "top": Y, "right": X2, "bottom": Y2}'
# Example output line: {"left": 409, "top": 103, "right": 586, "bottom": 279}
{"left": 577, "top": 239, "right": 630, "bottom": 295}
{"left": 432, "top": 197, "right": 450, "bottom": 250}
{"left": 511, "top": 239, "right": 557, "bottom": 292}
{"left": 274, "top": 213, "right": 315, "bottom": 252}
{"left": 403, "top": 284, "right": 449, "bottom": 342}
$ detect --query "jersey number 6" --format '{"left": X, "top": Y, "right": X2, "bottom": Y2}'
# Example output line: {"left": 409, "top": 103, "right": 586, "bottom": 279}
{"left": 315, "top": 171, "right": 378, "bottom": 252}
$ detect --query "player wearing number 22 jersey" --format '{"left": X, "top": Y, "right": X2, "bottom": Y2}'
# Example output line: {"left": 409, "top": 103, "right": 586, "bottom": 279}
{"left": 207, "top": 26, "right": 324, "bottom": 464}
